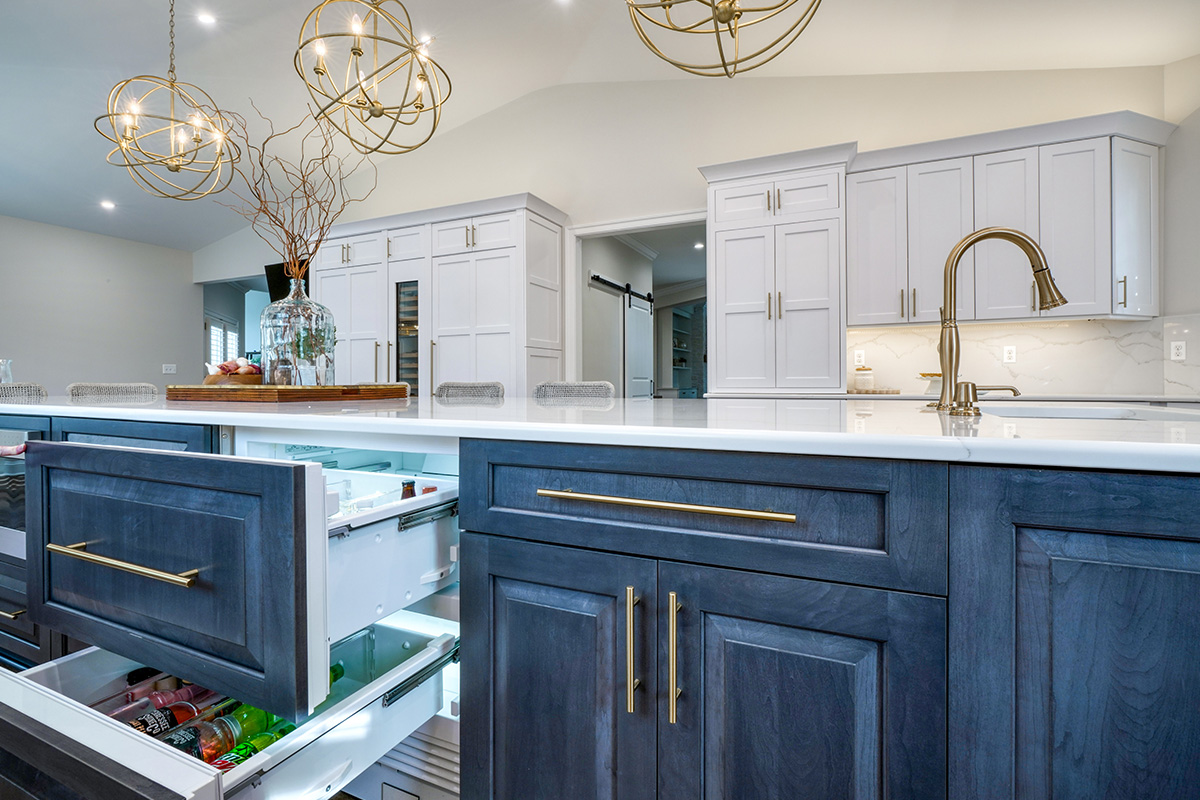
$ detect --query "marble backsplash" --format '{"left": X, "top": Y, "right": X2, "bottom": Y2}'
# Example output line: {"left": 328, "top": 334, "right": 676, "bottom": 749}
{"left": 847, "top": 313, "right": 1200, "bottom": 397}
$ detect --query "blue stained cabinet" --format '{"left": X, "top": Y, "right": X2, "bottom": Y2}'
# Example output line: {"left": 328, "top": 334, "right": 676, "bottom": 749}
{"left": 460, "top": 439, "right": 949, "bottom": 800}
{"left": 950, "top": 466, "right": 1200, "bottom": 800}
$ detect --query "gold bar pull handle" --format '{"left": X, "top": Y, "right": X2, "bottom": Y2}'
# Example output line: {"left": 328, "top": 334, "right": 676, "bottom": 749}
{"left": 387, "top": 238, "right": 391, "bottom": 259}
{"left": 472, "top": 225, "right": 477, "bottom": 248}
{"left": 430, "top": 340, "right": 437, "bottom": 392}
{"left": 766, "top": 190, "right": 772, "bottom": 213}
{"left": 767, "top": 293, "right": 772, "bottom": 321}
{"left": 777, "top": 291, "right": 782, "bottom": 319}
{"left": 46, "top": 543, "right": 198, "bottom": 588}
{"left": 536, "top": 489, "right": 796, "bottom": 523}
{"left": 1118, "top": 276, "right": 1128, "bottom": 309}
{"left": 900, "top": 290, "right": 905, "bottom": 318}
{"left": 776, "top": 188, "right": 782, "bottom": 213}
{"left": 669, "top": 591, "right": 682, "bottom": 724}
{"left": 0, "top": 608, "right": 26, "bottom": 621}
{"left": 912, "top": 288, "right": 916, "bottom": 317}
{"left": 626, "top": 586, "right": 641, "bottom": 713}
{"left": 375, "top": 341, "right": 381, "bottom": 383}
{"left": 387, "top": 341, "right": 393, "bottom": 383}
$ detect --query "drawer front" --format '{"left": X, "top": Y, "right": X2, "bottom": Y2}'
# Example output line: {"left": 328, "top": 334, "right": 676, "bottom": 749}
{"left": 25, "top": 441, "right": 327, "bottom": 722}
{"left": 52, "top": 417, "right": 215, "bottom": 453}
{"left": 460, "top": 440, "right": 948, "bottom": 595}
{"left": 0, "top": 560, "right": 57, "bottom": 667}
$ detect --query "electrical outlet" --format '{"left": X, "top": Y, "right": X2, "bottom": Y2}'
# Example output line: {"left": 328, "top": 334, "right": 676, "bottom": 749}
{"left": 1170, "top": 341, "right": 1187, "bottom": 362}
{"left": 162, "top": 364, "right": 177, "bottom": 374}
{"left": 1171, "top": 427, "right": 1187, "bottom": 444}
{"left": 853, "top": 350, "right": 866, "bottom": 366}
{"left": 853, "top": 418, "right": 867, "bottom": 434}
{"left": 1003, "top": 345, "right": 1017, "bottom": 364}
{"left": 1003, "top": 423, "right": 1019, "bottom": 439}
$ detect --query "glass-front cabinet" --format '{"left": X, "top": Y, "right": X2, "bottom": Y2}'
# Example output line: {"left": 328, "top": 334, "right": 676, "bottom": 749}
{"left": 0, "top": 420, "right": 460, "bottom": 799}
{"left": 396, "top": 279, "right": 421, "bottom": 397}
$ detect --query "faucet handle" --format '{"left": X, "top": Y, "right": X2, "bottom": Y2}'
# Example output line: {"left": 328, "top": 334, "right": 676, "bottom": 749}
{"left": 951, "top": 381, "right": 981, "bottom": 416}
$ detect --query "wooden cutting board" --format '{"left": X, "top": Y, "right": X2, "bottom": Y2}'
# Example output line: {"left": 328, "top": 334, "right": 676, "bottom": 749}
{"left": 166, "top": 384, "right": 409, "bottom": 402}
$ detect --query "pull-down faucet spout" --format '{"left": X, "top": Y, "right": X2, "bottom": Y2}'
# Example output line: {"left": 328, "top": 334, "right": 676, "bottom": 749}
{"left": 936, "top": 227, "right": 1066, "bottom": 412}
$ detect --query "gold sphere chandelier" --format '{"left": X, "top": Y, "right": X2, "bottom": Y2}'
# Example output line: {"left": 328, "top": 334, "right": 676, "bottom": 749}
{"left": 626, "top": 0, "right": 823, "bottom": 78}
{"left": 295, "top": 0, "right": 451, "bottom": 156}
{"left": 95, "top": 0, "right": 238, "bottom": 200}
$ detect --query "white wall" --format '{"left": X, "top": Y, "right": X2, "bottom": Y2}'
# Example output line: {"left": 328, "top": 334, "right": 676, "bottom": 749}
{"left": 581, "top": 237, "right": 653, "bottom": 392}
{"left": 244, "top": 290, "right": 270, "bottom": 353}
{"left": 1165, "top": 53, "right": 1200, "bottom": 124}
{"left": 1164, "top": 106, "right": 1200, "bottom": 317}
{"left": 0, "top": 215, "right": 200, "bottom": 394}
{"left": 195, "top": 66, "right": 1166, "bottom": 283}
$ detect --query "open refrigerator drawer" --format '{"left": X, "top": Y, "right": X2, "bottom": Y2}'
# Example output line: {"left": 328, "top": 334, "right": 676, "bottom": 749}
{"left": 0, "top": 610, "right": 457, "bottom": 799}
{"left": 0, "top": 440, "right": 461, "bottom": 798}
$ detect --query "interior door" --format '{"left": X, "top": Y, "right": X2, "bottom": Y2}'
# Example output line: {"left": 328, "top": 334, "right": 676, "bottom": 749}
{"left": 624, "top": 296, "right": 654, "bottom": 399}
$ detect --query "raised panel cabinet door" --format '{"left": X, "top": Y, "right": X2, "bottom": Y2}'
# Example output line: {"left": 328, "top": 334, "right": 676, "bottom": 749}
{"left": 713, "top": 227, "right": 775, "bottom": 390}
{"left": 908, "top": 158, "right": 975, "bottom": 323}
{"left": 460, "top": 533, "right": 657, "bottom": 800}
{"left": 658, "top": 562, "right": 946, "bottom": 800}
{"left": 950, "top": 466, "right": 1200, "bottom": 800}
{"left": 1038, "top": 138, "right": 1112, "bottom": 318}
{"left": 1111, "top": 137, "right": 1159, "bottom": 317}
{"left": 712, "top": 181, "right": 773, "bottom": 227}
{"left": 775, "top": 218, "right": 844, "bottom": 389}
{"left": 974, "top": 148, "right": 1041, "bottom": 320}
{"left": 846, "top": 168, "right": 908, "bottom": 325}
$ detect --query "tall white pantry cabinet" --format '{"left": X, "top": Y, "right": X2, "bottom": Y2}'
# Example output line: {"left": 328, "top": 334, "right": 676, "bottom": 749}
{"left": 312, "top": 194, "right": 566, "bottom": 397}
{"left": 701, "top": 145, "right": 854, "bottom": 396}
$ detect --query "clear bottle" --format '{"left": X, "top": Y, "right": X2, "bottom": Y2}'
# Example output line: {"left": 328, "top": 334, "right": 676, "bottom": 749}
{"left": 260, "top": 278, "right": 336, "bottom": 387}
{"left": 209, "top": 719, "right": 298, "bottom": 772}
{"left": 126, "top": 691, "right": 220, "bottom": 736}
{"left": 159, "top": 703, "right": 273, "bottom": 763}
{"left": 108, "top": 682, "right": 209, "bottom": 722}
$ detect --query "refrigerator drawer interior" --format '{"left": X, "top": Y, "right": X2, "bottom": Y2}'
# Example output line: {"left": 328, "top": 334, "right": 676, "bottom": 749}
{"left": 0, "top": 608, "right": 458, "bottom": 800}
{"left": 25, "top": 441, "right": 460, "bottom": 723}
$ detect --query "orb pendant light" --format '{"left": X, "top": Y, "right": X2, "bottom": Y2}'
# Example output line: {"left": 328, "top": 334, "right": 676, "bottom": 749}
{"left": 295, "top": 0, "right": 452, "bottom": 156}
{"left": 94, "top": 0, "right": 238, "bottom": 200}
{"left": 627, "top": 0, "right": 823, "bottom": 78}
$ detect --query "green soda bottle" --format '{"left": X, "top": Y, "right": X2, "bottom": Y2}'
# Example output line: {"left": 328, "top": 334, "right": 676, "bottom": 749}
{"left": 160, "top": 702, "right": 272, "bottom": 763}
{"left": 209, "top": 719, "right": 297, "bottom": 772}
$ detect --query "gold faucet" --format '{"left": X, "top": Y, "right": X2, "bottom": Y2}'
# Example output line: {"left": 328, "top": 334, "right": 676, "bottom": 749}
{"left": 936, "top": 227, "right": 1067, "bottom": 413}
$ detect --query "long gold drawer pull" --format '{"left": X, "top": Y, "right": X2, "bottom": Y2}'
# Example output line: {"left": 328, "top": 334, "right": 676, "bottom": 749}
{"left": 536, "top": 489, "right": 796, "bottom": 524}
{"left": 46, "top": 543, "right": 199, "bottom": 588}
{"left": 0, "top": 608, "right": 25, "bottom": 621}
{"left": 669, "top": 591, "right": 682, "bottom": 724}
{"left": 626, "top": 585, "right": 641, "bottom": 713}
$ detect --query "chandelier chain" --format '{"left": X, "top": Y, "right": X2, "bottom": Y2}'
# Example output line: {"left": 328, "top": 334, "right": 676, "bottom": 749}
{"left": 168, "top": 0, "right": 176, "bottom": 83}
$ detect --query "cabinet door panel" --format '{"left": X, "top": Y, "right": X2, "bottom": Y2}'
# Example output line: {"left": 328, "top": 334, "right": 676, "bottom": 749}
{"left": 659, "top": 562, "right": 946, "bottom": 800}
{"left": 432, "top": 219, "right": 473, "bottom": 257}
{"left": 460, "top": 534, "right": 656, "bottom": 800}
{"left": 1112, "top": 137, "right": 1159, "bottom": 317}
{"left": 713, "top": 182, "right": 772, "bottom": 226}
{"left": 1039, "top": 138, "right": 1112, "bottom": 318}
{"left": 388, "top": 225, "right": 428, "bottom": 262}
{"left": 847, "top": 168, "right": 907, "bottom": 325}
{"left": 776, "top": 219, "right": 843, "bottom": 389}
{"left": 713, "top": 228, "right": 775, "bottom": 389}
{"left": 908, "top": 158, "right": 974, "bottom": 322}
{"left": 974, "top": 148, "right": 1040, "bottom": 320}
{"left": 775, "top": 171, "right": 841, "bottom": 218}
{"left": 471, "top": 213, "right": 519, "bottom": 252}
{"left": 951, "top": 466, "right": 1200, "bottom": 800}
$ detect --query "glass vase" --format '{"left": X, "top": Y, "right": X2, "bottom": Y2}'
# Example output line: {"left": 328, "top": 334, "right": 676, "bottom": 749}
{"left": 260, "top": 279, "right": 336, "bottom": 386}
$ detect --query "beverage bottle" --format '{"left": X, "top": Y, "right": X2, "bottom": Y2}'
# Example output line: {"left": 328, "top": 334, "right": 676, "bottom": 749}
{"left": 126, "top": 691, "right": 222, "bottom": 736}
{"left": 108, "top": 682, "right": 210, "bottom": 722}
{"left": 400, "top": 479, "right": 416, "bottom": 499}
{"left": 209, "top": 720, "right": 298, "bottom": 772}
{"left": 88, "top": 669, "right": 168, "bottom": 714}
{"left": 159, "top": 703, "right": 273, "bottom": 763}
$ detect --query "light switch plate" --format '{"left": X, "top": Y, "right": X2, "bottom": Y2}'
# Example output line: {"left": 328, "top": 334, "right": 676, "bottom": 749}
{"left": 162, "top": 364, "right": 177, "bottom": 374}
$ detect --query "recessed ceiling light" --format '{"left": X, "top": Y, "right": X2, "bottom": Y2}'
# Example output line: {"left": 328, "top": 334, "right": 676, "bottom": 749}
{"left": 197, "top": 12, "right": 216, "bottom": 25}
{"left": 694, "top": 242, "right": 704, "bottom": 250}
{"left": 100, "top": 200, "right": 116, "bottom": 210}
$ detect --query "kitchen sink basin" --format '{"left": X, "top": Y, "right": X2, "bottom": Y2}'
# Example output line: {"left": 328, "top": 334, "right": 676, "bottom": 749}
{"left": 980, "top": 403, "right": 1200, "bottom": 422}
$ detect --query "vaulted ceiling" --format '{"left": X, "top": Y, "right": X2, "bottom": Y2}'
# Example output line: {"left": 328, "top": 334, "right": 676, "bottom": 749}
{"left": 3, "top": 0, "right": 1198, "bottom": 252}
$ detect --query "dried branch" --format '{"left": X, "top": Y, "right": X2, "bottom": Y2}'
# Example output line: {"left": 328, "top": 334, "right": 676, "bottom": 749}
{"left": 218, "top": 102, "right": 379, "bottom": 280}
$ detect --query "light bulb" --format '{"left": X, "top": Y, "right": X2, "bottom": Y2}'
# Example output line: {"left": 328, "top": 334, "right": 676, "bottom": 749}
{"left": 351, "top": 14, "right": 363, "bottom": 35}
{"left": 128, "top": 101, "right": 141, "bottom": 116}
{"left": 314, "top": 39, "right": 326, "bottom": 56}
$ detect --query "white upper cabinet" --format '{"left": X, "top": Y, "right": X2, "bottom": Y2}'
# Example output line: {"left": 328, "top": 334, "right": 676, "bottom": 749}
{"left": 847, "top": 167, "right": 908, "bottom": 326}
{"left": 311, "top": 262, "right": 388, "bottom": 384}
{"left": 432, "top": 212, "right": 520, "bottom": 257}
{"left": 703, "top": 150, "right": 850, "bottom": 395}
{"left": 1039, "top": 137, "right": 1112, "bottom": 318}
{"left": 845, "top": 113, "right": 1173, "bottom": 326}
{"left": 974, "top": 148, "right": 1041, "bottom": 320}
{"left": 313, "top": 232, "right": 385, "bottom": 271}
{"left": 907, "top": 158, "right": 975, "bottom": 323}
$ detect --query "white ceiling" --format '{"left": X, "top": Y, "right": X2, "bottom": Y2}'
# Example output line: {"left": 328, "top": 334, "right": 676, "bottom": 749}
{"left": 3, "top": 0, "right": 1198, "bottom": 252}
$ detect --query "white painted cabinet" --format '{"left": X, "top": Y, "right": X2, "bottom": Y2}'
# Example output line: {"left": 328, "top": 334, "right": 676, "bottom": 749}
{"left": 314, "top": 232, "right": 386, "bottom": 270}
{"left": 712, "top": 170, "right": 841, "bottom": 228}
{"left": 712, "top": 226, "right": 776, "bottom": 390}
{"left": 1111, "top": 138, "right": 1159, "bottom": 317}
{"left": 907, "top": 158, "right": 975, "bottom": 323}
{"left": 387, "top": 225, "right": 430, "bottom": 395}
{"left": 312, "top": 262, "right": 388, "bottom": 384}
{"left": 974, "top": 148, "right": 1041, "bottom": 319}
{"left": 431, "top": 212, "right": 520, "bottom": 257}
{"left": 846, "top": 167, "right": 907, "bottom": 326}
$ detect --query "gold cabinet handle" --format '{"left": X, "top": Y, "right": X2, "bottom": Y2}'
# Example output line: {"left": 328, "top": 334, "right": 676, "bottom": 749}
{"left": 464, "top": 226, "right": 470, "bottom": 248}
{"left": 472, "top": 225, "right": 477, "bottom": 248}
{"left": 430, "top": 339, "right": 437, "bottom": 391}
{"left": 912, "top": 288, "right": 917, "bottom": 317}
{"left": 1118, "top": 276, "right": 1128, "bottom": 309}
{"left": 0, "top": 608, "right": 26, "bottom": 621}
{"left": 626, "top": 586, "right": 641, "bottom": 713}
{"left": 900, "top": 289, "right": 905, "bottom": 318}
{"left": 387, "top": 238, "right": 392, "bottom": 259}
{"left": 46, "top": 543, "right": 198, "bottom": 588}
{"left": 767, "top": 292, "right": 772, "bottom": 321}
{"left": 669, "top": 591, "right": 682, "bottom": 724}
{"left": 387, "top": 341, "right": 393, "bottom": 383}
{"left": 777, "top": 291, "right": 782, "bottom": 319}
{"left": 535, "top": 489, "right": 796, "bottom": 523}
{"left": 766, "top": 190, "right": 772, "bottom": 213}
{"left": 776, "top": 188, "right": 782, "bottom": 212}
{"left": 375, "top": 341, "right": 381, "bottom": 383}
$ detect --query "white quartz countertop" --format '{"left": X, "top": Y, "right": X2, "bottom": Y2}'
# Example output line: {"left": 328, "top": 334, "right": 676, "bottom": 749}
{"left": 4, "top": 395, "right": 1200, "bottom": 473}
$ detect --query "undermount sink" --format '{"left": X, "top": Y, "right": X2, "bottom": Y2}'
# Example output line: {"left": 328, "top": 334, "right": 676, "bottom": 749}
{"left": 980, "top": 403, "right": 1200, "bottom": 422}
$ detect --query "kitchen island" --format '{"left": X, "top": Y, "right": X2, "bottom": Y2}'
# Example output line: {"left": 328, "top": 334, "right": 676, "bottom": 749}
{"left": 1, "top": 395, "right": 1199, "bottom": 800}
